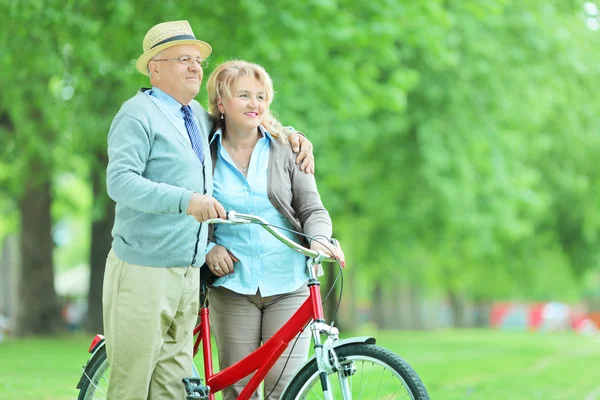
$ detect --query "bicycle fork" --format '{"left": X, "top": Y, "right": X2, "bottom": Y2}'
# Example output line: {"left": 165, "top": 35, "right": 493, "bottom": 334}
{"left": 311, "top": 322, "right": 355, "bottom": 400}
{"left": 307, "top": 260, "right": 354, "bottom": 399}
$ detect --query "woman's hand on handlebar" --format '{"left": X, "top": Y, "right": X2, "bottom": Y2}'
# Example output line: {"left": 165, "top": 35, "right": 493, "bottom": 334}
{"left": 206, "top": 245, "right": 239, "bottom": 277}
{"left": 310, "top": 239, "right": 346, "bottom": 268}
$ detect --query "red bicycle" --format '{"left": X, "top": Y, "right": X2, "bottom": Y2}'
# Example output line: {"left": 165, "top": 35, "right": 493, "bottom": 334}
{"left": 76, "top": 212, "right": 429, "bottom": 399}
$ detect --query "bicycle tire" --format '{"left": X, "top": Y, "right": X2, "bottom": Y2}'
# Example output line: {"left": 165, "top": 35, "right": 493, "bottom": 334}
{"left": 282, "top": 343, "right": 429, "bottom": 400}
{"left": 77, "top": 345, "right": 109, "bottom": 400}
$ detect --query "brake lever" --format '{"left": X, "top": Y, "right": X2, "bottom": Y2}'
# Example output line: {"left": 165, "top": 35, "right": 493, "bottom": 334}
{"left": 226, "top": 211, "right": 253, "bottom": 224}
{"left": 206, "top": 211, "right": 252, "bottom": 225}
{"left": 205, "top": 218, "right": 235, "bottom": 225}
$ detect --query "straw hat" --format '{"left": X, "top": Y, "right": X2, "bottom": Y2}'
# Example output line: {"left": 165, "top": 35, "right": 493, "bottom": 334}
{"left": 136, "top": 20, "right": 212, "bottom": 76}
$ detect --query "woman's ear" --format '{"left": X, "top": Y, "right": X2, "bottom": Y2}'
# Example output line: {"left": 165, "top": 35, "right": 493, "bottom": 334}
{"left": 217, "top": 98, "right": 225, "bottom": 114}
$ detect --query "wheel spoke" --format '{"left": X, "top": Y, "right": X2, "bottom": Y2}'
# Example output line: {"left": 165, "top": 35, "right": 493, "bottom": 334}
{"left": 82, "top": 368, "right": 108, "bottom": 398}
{"left": 310, "top": 384, "right": 323, "bottom": 399}
{"left": 284, "top": 344, "right": 428, "bottom": 400}
{"left": 358, "top": 361, "right": 373, "bottom": 399}
{"left": 77, "top": 351, "right": 110, "bottom": 400}
{"left": 375, "top": 362, "right": 385, "bottom": 398}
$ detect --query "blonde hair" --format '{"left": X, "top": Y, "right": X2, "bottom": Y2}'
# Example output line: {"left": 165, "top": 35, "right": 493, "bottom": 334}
{"left": 206, "top": 60, "right": 288, "bottom": 141}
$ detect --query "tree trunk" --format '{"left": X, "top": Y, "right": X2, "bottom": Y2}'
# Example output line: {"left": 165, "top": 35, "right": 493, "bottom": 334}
{"left": 340, "top": 264, "right": 357, "bottom": 331}
{"left": 393, "top": 282, "right": 405, "bottom": 329}
{"left": 448, "top": 290, "right": 465, "bottom": 328}
{"left": 15, "top": 180, "right": 62, "bottom": 335}
{"left": 324, "top": 261, "right": 338, "bottom": 324}
{"left": 474, "top": 297, "right": 491, "bottom": 327}
{"left": 372, "top": 280, "right": 385, "bottom": 329}
{"left": 384, "top": 282, "right": 400, "bottom": 329}
{"left": 85, "top": 154, "right": 115, "bottom": 334}
{"left": 409, "top": 285, "right": 423, "bottom": 330}
{"left": 0, "top": 236, "right": 19, "bottom": 327}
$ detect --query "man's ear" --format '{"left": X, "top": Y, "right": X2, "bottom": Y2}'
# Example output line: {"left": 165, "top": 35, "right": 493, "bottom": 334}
{"left": 149, "top": 61, "right": 160, "bottom": 78}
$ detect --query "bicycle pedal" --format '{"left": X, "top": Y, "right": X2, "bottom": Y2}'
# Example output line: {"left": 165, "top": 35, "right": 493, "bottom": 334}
{"left": 182, "top": 377, "right": 209, "bottom": 400}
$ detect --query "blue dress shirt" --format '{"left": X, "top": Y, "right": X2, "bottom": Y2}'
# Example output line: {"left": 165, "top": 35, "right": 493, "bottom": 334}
{"left": 208, "top": 127, "right": 309, "bottom": 296}
{"left": 146, "top": 87, "right": 191, "bottom": 145}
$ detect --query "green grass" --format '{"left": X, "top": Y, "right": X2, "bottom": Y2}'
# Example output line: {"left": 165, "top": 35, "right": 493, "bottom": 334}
{"left": 374, "top": 329, "right": 600, "bottom": 400}
{"left": 0, "top": 329, "right": 598, "bottom": 399}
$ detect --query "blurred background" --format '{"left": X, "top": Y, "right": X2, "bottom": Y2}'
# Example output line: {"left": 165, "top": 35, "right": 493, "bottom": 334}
{"left": 1, "top": 0, "right": 600, "bottom": 398}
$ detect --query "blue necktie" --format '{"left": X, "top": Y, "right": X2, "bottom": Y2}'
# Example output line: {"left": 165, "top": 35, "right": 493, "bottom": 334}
{"left": 181, "top": 105, "right": 205, "bottom": 164}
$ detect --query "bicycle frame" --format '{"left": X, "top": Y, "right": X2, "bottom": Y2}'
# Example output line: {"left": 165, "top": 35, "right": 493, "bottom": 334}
{"left": 78, "top": 211, "right": 429, "bottom": 400}
{"left": 194, "top": 212, "right": 336, "bottom": 400}
{"left": 193, "top": 281, "right": 324, "bottom": 399}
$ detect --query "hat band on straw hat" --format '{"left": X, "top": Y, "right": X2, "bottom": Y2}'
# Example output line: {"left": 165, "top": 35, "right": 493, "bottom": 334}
{"left": 136, "top": 20, "right": 212, "bottom": 75}
{"left": 150, "top": 34, "right": 197, "bottom": 50}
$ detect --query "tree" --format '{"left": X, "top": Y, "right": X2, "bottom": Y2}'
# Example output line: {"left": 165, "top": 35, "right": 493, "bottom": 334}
{"left": 0, "top": 0, "right": 77, "bottom": 334}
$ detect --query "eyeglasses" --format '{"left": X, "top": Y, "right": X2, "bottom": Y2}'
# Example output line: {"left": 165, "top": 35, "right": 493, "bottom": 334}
{"left": 152, "top": 55, "right": 209, "bottom": 69}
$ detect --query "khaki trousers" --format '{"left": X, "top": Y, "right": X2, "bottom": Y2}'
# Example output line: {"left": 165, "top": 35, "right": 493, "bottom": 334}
{"left": 102, "top": 249, "right": 199, "bottom": 400}
{"left": 209, "top": 285, "right": 311, "bottom": 400}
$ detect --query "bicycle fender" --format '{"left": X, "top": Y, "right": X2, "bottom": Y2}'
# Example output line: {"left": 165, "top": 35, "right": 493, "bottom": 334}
{"left": 331, "top": 336, "right": 376, "bottom": 348}
{"left": 76, "top": 335, "right": 106, "bottom": 389}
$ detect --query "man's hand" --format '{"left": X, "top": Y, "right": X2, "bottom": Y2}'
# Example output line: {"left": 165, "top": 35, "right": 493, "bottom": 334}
{"left": 288, "top": 133, "right": 314, "bottom": 174}
{"left": 206, "top": 245, "right": 239, "bottom": 276}
{"left": 186, "top": 193, "right": 227, "bottom": 222}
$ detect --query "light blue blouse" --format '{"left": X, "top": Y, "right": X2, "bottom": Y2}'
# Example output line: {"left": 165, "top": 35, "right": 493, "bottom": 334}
{"left": 208, "top": 127, "right": 309, "bottom": 296}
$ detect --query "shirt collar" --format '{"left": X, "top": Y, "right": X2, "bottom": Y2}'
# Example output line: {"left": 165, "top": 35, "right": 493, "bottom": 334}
{"left": 210, "top": 125, "right": 274, "bottom": 145}
{"left": 149, "top": 87, "right": 186, "bottom": 116}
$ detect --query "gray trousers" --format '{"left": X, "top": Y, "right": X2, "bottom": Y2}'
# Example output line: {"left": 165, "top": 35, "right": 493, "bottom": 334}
{"left": 209, "top": 285, "right": 311, "bottom": 400}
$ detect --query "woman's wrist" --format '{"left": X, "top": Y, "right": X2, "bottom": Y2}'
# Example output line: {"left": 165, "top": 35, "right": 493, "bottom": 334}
{"left": 310, "top": 235, "right": 329, "bottom": 246}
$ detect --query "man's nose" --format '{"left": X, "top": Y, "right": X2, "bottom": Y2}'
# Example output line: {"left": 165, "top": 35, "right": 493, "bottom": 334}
{"left": 188, "top": 63, "right": 200, "bottom": 73}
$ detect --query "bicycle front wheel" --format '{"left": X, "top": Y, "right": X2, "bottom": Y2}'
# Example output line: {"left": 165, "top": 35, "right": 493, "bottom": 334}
{"left": 282, "top": 343, "right": 429, "bottom": 400}
{"left": 77, "top": 345, "right": 110, "bottom": 400}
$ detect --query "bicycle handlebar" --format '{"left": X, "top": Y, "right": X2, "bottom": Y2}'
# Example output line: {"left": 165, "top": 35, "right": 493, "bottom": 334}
{"left": 206, "top": 211, "right": 335, "bottom": 263}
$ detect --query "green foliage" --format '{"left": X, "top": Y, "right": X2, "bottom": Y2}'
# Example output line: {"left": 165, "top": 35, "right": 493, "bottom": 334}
{"left": 1, "top": 0, "right": 600, "bottom": 302}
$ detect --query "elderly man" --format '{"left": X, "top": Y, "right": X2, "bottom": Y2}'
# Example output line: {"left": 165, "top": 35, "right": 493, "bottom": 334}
{"left": 103, "top": 20, "right": 313, "bottom": 399}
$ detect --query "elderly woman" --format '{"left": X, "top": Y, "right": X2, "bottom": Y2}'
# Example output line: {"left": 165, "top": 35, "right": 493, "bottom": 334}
{"left": 204, "top": 60, "right": 345, "bottom": 399}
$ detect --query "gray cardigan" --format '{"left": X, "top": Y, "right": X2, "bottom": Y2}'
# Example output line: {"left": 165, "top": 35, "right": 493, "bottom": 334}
{"left": 209, "top": 134, "right": 332, "bottom": 244}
